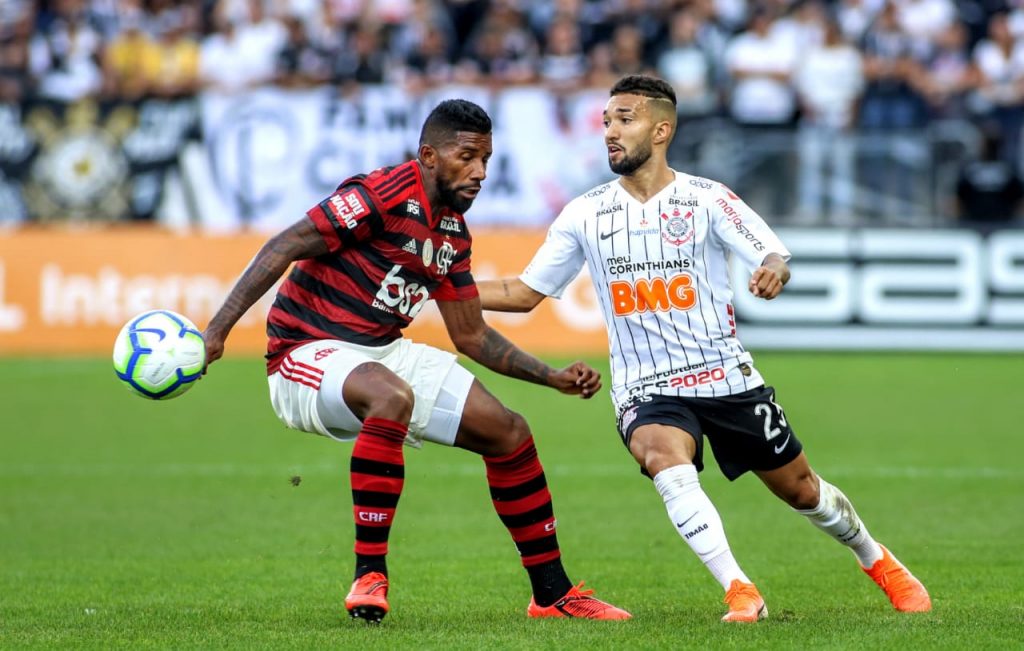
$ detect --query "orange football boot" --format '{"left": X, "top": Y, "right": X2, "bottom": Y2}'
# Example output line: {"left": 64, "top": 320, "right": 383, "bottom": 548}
{"left": 527, "top": 582, "right": 632, "bottom": 620}
{"left": 345, "top": 571, "right": 390, "bottom": 623}
{"left": 863, "top": 544, "right": 932, "bottom": 612}
{"left": 721, "top": 579, "right": 767, "bottom": 622}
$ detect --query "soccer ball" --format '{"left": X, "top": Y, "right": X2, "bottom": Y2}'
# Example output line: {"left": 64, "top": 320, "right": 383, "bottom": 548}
{"left": 113, "top": 310, "right": 206, "bottom": 400}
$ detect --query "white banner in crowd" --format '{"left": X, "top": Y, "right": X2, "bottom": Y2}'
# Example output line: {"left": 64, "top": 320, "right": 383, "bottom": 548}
{"left": 187, "top": 85, "right": 613, "bottom": 231}
{"left": 734, "top": 229, "right": 1024, "bottom": 351}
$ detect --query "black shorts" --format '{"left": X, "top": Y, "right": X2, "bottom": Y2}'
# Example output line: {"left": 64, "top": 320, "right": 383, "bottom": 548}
{"left": 616, "top": 386, "right": 803, "bottom": 481}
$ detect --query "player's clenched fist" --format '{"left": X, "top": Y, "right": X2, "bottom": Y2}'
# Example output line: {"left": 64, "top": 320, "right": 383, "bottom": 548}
{"left": 748, "top": 253, "right": 791, "bottom": 300}
{"left": 550, "top": 361, "right": 602, "bottom": 399}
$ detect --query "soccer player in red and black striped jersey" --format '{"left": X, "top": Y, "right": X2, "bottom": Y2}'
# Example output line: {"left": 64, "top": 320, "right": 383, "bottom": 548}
{"left": 202, "top": 99, "right": 630, "bottom": 623}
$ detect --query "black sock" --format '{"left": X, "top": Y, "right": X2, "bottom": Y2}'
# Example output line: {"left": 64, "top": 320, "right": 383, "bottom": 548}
{"left": 526, "top": 559, "right": 573, "bottom": 607}
{"left": 354, "top": 554, "right": 387, "bottom": 581}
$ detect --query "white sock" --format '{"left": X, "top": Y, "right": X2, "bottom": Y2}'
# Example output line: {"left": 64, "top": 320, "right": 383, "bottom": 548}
{"left": 797, "top": 476, "right": 883, "bottom": 568}
{"left": 653, "top": 464, "right": 751, "bottom": 590}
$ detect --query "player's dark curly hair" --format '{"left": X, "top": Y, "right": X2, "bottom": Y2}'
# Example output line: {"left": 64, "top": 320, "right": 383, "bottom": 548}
{"left": 610, "top": 75, "right": 677, "bottom": 107}
{"left": 419, "top": 99, "right": 492, "bottom": 146}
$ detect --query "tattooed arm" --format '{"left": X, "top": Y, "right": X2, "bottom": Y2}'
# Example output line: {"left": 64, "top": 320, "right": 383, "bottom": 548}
{"left": 436, "top": 296, "right": 601, "bottom": 398}
{"left": 203, "top": 216, "right": 328, "bottom": 367}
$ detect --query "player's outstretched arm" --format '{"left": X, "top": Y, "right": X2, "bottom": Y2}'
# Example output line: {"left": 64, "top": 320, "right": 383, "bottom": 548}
{"left": 748, "top": 253, "right": 791, "bottom": 300}
{"left": 203, "top": 216, "right": 328, "bottom": 367}
{"left": 436, "top": 296, "right": 601, "bottom": 398}
{"left": 476, "top": 278, "right": 547, "bottom": 312}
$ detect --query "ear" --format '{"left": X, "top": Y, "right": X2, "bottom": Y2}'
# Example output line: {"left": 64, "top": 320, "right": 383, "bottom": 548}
{"left": 652, "top": 120, "right": 673, "bottom": 147}
{"left": 418, "top": 143, "right": 436, "bottom": 168}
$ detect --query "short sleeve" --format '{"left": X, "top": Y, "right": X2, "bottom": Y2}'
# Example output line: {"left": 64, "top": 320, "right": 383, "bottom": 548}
{"left": 519, "top": 203, "right": 586, "bottom": 298}
{"left": 306, "top": 184, "right": 384, "bottom": 253}
{"left": 710, "top": 183, "right": 791, "bottom": 272}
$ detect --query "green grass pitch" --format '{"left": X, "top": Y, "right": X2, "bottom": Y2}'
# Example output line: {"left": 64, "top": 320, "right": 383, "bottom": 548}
{"left": 1, "top": 352, "right": 1021, "bottom": 649}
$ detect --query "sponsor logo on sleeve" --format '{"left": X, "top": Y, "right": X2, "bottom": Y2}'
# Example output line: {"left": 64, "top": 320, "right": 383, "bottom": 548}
{"left": 689, "top": 179, "right": 713, "bottom": 190}
{"left": 327, "top": 189, "right": 368, "bottom": 229}
{"left": 585, "top": 183, "right": 611, "bottom": 198}
{"left": 406, "top": 199, "right": 421, "bottom": 216}
{"left": 714, "top": 198, "right": 765, "bottom": 252}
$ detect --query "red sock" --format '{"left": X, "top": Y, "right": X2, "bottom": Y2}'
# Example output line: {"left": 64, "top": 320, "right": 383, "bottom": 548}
{"left": 350, "top": 418, "right": 407, "bottom": 566}
{"left": 484, "top": 437, "right": 561, "bottom": 567}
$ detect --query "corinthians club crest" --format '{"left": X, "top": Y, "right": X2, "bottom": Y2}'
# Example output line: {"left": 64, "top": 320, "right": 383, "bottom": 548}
{"left": 24, "top": 100, "right": 134, "bottom": 222}
{"left": 661, "top": 208, "right": 694, "bottom": 246}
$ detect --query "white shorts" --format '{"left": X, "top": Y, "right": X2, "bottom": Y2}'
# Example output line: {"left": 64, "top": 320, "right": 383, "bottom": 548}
{"left": 267, "top": 339, "right": 475, "bottom": 448}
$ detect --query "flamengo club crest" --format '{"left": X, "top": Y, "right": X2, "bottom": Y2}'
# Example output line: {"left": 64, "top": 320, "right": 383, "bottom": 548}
{"left": 661, "top": 208, "right": 694, "bottom": 246}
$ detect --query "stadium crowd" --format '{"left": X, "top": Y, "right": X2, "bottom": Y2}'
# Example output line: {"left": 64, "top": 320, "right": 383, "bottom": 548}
{"left": 1, "top": 0, "right": 1022, "bottom": 224}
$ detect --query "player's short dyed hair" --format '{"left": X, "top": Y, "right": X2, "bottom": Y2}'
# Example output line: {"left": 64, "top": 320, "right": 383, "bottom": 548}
{"left": 419, "top": 99, "right": 492, "bottom": 147}
{"left": 610, "top": 75, "right": 677, "bottom": 108}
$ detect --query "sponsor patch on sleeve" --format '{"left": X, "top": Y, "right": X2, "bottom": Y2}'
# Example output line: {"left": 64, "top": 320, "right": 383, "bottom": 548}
{"left": 326, "top": 189, "right": 370, "bottom": 230}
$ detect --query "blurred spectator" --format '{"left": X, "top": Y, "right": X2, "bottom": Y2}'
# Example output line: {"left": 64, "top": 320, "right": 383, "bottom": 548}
{"left": 584, "top": 40, "right": 618, "bottom": 88}
{"left": 274, "top": 15, "right": 331, "bottom": 87}
{"left": 725, "top": 8, "right": 798, "bottom": 126}
{"left": 401, "top": 24, "right": 454, "bottom": 90}
{"left": 859, "top": 2, "right": 928, "bottom": 129}
{"left": 150, "top": 6, "right": 202, "bottom": 98}
{"left": 458, "top": 1, "right": 537, "bottom": 85}
{"left": 969, "top": 12, "right": 1024, "bottom": 167}
{"left": 657, "top": 8, "right": 718, "bottom": 119}
{"left": 956, "top": 124, "right": 1024, "bottom": 224}
{"left": 795, "top": 16, "right": 865, "bottom": 223}
{"left": 896, "top": 0, "right": 956, "bottom": 53}
{"left": 0, "top": 13, "right": 31, "bottom": 103}
{"left": 726, "top": 7, "right": 799, "bottom": 215}
{"left": 101, "top": 17, "right": 160, "bottom": 99}
{"left": 538, "top": 15, "right": 587, "bottom": 89}
{"left": 773, "top": 0, "right": 827, "bottom": 52}
{"left": 919, "top": 22, "right": 977, "bottom": 118}
{"left": 333, "top": 22, "right": 390, "bottom": 85}
{"left": 836, "top": 0, "right": 878, "bottom": 43}
{"left": 608, "top": 23, "right": 651, "bottom": 76}
{"left": 29, "top": 0, "right": 103, "bottom": 101}
{"left": 200, "top": 0, "right": 285, "bottom": 92}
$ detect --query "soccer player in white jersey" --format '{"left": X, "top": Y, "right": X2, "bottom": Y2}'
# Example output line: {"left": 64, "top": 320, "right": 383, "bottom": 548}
{"left": 477, "top": 75, "right": 931, "bottom": 622}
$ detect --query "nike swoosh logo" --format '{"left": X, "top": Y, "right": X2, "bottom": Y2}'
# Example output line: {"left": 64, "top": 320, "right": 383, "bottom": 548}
{"left": 675, "top": 512, "right": 698, "bottom": 528}
{"left": 774, "top": 433, "right": 791, "bottom": 454}
{"left": 600, "top": 228, "right": 624, "bottom": 240}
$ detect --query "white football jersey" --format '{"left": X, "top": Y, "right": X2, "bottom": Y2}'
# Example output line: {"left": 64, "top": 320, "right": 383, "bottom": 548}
{"left": 521, "top": 171, "right": 791, "bottom": 410}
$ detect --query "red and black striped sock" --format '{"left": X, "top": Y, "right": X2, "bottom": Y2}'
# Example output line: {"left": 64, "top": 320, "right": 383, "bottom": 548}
{"left": 350, "top": 417, "right": 407, "bottom": 580}
{"left": 484, "top": 437, "right": 572, "bottom": 606}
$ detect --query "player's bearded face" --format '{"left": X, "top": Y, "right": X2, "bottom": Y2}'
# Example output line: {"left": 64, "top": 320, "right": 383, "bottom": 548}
{"left": 608, "top": 138, "right": 652, "bottom": 175}
{"left": 434, "top": 133, "right": 491, "bottom": 213}
{"left": 437, "top": 171, "right": 476, "bottom": 213}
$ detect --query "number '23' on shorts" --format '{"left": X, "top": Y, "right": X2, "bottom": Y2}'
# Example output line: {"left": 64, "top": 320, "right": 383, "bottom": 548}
{"left": 617, "top": 385, "right": 803, "bottom": 480}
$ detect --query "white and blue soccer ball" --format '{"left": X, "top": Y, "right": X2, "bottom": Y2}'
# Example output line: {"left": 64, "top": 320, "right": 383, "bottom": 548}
{"left": 113, "top": 310, "right": 206, "bottom": 400}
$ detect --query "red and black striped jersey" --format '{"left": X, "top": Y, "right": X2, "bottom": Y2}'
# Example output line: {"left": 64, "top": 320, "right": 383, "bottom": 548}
{"left": 266, "top": 160, "right": 477, "bottom": 372}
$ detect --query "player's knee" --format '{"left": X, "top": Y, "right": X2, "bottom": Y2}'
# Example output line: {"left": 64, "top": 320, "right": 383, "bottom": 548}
{"left": 507, "top": 410, "right": 532, "bottom": 446}
{"left": 365, "top": 382, "right": 415, "bottom": 424}
{"left": 785, "top": 474, "right": 820, "bottom": 510}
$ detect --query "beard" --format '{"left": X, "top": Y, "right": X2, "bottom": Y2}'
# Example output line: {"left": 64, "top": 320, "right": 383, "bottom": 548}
{"left": 437, "top": 179, "right": 475, "bottom": 214}
{"left": 608, "top": 140, "right": 652, "bottom": 175}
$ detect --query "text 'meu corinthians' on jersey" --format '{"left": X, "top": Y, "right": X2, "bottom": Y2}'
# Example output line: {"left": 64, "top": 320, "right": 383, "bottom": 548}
{"left": 266, "top": 160, "right": 478, "bottom": 373}
{"left": 520, "top": 171, "right": 791, "bottom": 409}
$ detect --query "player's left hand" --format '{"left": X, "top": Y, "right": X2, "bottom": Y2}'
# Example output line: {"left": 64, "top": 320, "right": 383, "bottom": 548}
{"left": 749, "top": 255, "right": 790, "bottom": 300}
{"left": 551, "top": 361, "right": 602, "bottom": 399}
